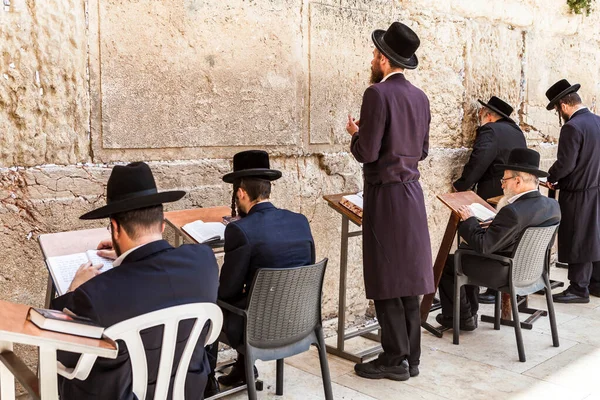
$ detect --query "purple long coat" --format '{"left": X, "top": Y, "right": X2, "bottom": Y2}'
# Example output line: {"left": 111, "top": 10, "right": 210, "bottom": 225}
{"left": 350, "top": 73, "right": 434, "bottom": 300}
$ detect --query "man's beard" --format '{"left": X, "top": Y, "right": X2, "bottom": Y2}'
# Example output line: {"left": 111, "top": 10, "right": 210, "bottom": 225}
{"left": 503, "top": 187, "right": 517, "bottom": 199}
{"left": 370, "top": 65, "right": 384, "bottom": 84}
{"left": 111, "top": 228, "right": 122, "bottom": 257}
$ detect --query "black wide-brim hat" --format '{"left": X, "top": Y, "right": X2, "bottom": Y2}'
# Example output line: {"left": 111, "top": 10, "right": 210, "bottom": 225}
{"left": 372, "top": 22, "right": 419, "bottom": 70}
{"left": 545, "top": 79, "right": 581, "bottom": 110}
{"left": 222, "top": 150, "right": 282, "bottom": 184}
{"left": 497, "top": 148, "right": 549, "bottom": 178}
{"left": 478, "top": 96, "right": 515, "bottom": 122}
{"left": 80, "top": 162, "right": 186, "bottom": 220}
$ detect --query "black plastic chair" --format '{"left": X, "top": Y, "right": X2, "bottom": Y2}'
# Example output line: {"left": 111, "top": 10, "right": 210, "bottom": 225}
{"left": 453, "top": 224, "right": 560, "bottom": 362}
{"left": 217, "top": 259, "right": 333, "bottom": 400}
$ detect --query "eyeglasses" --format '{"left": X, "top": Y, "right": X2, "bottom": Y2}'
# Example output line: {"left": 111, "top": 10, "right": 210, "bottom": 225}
{"left": 500, "top": 176, "right": 517, "bottom": 184}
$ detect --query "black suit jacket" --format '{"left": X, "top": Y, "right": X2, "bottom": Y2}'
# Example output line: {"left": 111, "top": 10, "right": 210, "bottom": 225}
{"left": 459, "top": 191, "right": 561, "bottom": 255}
{"left": 454, "top": 119, "right": 527, "bottom": 201}
{"left": 51, "top": 240, "right": 219, "bottom": 400}
{"left": 218, "top": 202, "right": 315, "bottom": 305}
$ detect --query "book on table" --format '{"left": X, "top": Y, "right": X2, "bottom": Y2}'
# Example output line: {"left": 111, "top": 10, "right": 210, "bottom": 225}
{"left": 46, "top": 250, "right": 114, "bottom": 296}
{"left": 28, "top": 307, "right": 104, "bottom": 338}
{"left": 339, "top": 192, "right": 363, "bottom": 218}
{"left": 468, "top": 202, "right": 497, "bottom": 222}
{"left": 181, "top": 220, "right": 226, "bottom": 244}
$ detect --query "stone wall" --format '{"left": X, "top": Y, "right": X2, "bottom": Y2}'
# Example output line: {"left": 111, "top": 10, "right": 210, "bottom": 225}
{"left": 1, "top": 0, "right": 599, "bottom": 370}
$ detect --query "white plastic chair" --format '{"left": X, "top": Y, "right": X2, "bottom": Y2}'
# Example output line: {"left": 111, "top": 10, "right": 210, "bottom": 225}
{"left": 57, "top": 303, "right": 223, "bottom": 400}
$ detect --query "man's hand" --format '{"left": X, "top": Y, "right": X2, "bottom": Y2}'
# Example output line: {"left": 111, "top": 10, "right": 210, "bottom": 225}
{"left": 346, "top": 114, "right": 359, "bottom": 136}
{"left": 96, "top": 239, "right": 116, "bottom": 260}
{"left": 67, "top": 262, "right": 103, "bottom": 292}
{"left": 457, "top": 205, "right": 475, "bottom": 221}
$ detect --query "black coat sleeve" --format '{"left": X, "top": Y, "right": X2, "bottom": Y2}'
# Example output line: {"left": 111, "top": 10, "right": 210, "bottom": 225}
{"left": 548, "top": 124, "right": 582, "bottom": 184}
{"left": 458, "top": 206, "right": 520, "bottom": 254}
{"left": 218, "top": 223, "right": 252, "bottom": 302}
{"left": 453, "top": 126, "right": 497, "bottom": 191}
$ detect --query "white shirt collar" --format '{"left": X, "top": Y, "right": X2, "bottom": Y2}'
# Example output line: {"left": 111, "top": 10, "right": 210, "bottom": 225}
{"left": 381, "top": 71, "right": 404, "bottom": 82}
{"left": 507, "top": 189, "right": 538, "bottom": 204}
{"left": 112, "top": 241, "right": 158, "bottom": 267}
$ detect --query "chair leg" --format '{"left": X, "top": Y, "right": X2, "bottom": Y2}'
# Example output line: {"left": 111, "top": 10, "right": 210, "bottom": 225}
{"left": 276, "top": 359, "right": 284, "bottom": 396}
{"left": 510, "top": 291, "right": 526, "bottom": 362}
{"left": 494, "top": 291, "right": 501, "bottom": 330}
{"left": 544, "top": 274, "right": 560, "bottom": 347}
{"left": 315, "top": 328, "right": 334, "bottom": 400}
{"left": 244, "top": 347, "right": 258, "bottom": 400}
{"left": 453, "top": 277, "right": 461, "bottom": 345}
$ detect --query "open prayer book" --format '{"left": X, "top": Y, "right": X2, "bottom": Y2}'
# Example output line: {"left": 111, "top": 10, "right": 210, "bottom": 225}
{"left": 181, "top": 220, "right": 226, "bottom": 244}
{"left": 339, "top": 192, "right": 363, "bottom": 218}
{"left": 46, "top": 251, "right": 113, "bottom": 296}
{"left": 468, "top": 203, "right": 497, "bottom": 222}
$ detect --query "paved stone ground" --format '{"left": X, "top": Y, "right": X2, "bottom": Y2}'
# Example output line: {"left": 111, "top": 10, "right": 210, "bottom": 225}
{"left": 16, "top": 265, "right": 600, "bottom": 399}
{"left": 224, "top": 265, "right": 600, "bottom": 399}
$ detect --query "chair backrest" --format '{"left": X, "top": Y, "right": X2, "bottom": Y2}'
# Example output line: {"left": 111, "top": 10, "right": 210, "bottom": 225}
{"left": 245, "top": 259, "right": 328, "bottom": 348}
{"left": 511, "top": 225, "right": 559, "bottom": 289}
{"left": 106, "top": 302, "right": 222, "bottom": 400}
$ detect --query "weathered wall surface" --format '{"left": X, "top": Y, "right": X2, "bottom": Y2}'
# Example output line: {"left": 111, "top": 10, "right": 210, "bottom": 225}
{"left": 1, "top": 0, "right": 599, "bottom": 371}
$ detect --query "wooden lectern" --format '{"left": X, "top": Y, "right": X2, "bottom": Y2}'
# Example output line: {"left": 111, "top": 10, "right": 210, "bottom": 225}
{"left": 322, "top": 193, "right": 383, "bottom": 364}
{"left": 419, "top": 191, "right": 496, "bottom": 337}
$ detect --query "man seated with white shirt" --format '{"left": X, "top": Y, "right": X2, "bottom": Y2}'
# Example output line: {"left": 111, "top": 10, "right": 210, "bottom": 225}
{"left": 436, "top": 149, "right": 561, "bottom": 331}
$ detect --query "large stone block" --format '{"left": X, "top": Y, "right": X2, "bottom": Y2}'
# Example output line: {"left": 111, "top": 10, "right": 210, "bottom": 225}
{"left": 407, "top": 13, "right": 467, "bottom": 148}
{"left": 462, "top": 21, "right": 524, "bottom": 145}
{"left": 523, "top": 31, "right": 600, "bottom": 141}
{"left": 308, "top": 3, "right": 396, "bottom": 146}
{"left": 89, "top": 0, "right": 305, "bottom": 158}
{"left": 0, "top": 0, "right": 89, "bottom": 167}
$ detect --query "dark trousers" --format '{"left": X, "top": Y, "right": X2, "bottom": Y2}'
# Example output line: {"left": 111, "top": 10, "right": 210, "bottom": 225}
{"left": 568, "top": 260, "right": 600, "bottom": 297}
{"left": 439, "top": 256, "right": 479, "bottom": 319}
{"left": 207, "top": 299, "right": 247, "bottom": 374}
{"left": 374, "top": 296, "right": 421, "bottom": 367}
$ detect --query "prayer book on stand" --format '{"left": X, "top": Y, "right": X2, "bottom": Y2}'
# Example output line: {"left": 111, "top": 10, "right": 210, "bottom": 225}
{"left": 46, "top": 250, "right": 114, "bottom": 296}
{"left": 28, "top": 307, "right": 105, "bottom": 338}
{"left": 468, "top": 203, "right": 497, "bottom": 222}
{"left": 339, "top": 192, "right": 363, "bottom": 219}
{"left": 181, "top": 220, "right": 226, "bottom": 245}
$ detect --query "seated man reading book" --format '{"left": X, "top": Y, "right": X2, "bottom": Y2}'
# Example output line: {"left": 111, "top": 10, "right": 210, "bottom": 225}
{"left": 50, "top": 162, "right": 219, "bottom": 400}
{"left": 206, "top": 150, "right": 315, "bottom": 397}
{"left": 437, "top": 149, "right": 561, "bottom": 330}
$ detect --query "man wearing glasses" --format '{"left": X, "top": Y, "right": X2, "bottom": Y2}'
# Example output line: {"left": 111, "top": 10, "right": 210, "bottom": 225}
{"left": 436, "top": 149, "right": 560, "bottom": 330}
{"left": 544, "top": 79, "right": 600, "bottom": 304}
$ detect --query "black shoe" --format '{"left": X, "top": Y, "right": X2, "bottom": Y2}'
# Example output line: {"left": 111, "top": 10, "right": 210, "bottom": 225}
{"left": 553, "top": 290, "right": 590, "bottom": 304}
{"left": 217, "top": 361, "right": 259, "bottom": 387}
{"left": 354, "top": 359, "right": 410, "bottom": 381}
{"left": 204, "top": 374, "right": 220, "bottom": 398}
{"left": 409, "top": 365, "right": 419, "bottom": 377}
{"left": 435, "top": 313, "right": 478, "bottom": 331}
{"left": 478, "top": 289, "right": 496, "bottom": 304}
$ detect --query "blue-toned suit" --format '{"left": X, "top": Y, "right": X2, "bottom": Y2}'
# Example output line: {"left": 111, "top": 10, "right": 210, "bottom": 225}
{"left": 218, "top": 202, "right": 315, "bottom": 348}
{"left": 51, "top": 240, "right": 219, "bottom": 400}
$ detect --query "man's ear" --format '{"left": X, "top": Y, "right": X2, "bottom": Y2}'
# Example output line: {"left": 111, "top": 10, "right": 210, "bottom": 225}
{"left": 236, "top": 187, "right": 246, "bottom": 200}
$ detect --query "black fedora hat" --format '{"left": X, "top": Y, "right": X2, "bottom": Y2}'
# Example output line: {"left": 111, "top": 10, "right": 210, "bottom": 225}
{"left": 497, "top": 148, "right": 549, "bottom": 178}
{"left": 222, "top": 150, "right": 282, "bottom": 184}
{"left": 372, "top": 22, "right": 420, "bottom": 70}
{"left": 478, "top": 96, "right": 515, "bottom": 122}
{"left": 545, "top": 79, "right": 580, "bottom": 110}
{"left": 80, "top": 162, "right": 186, "bottom": 220}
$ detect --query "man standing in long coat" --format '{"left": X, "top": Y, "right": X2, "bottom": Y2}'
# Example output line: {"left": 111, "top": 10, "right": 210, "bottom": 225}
{"left": 545, "top": 79, "right": 600, "bottom": 303}
{"left": 346, "top": 22, "right": 434, "bottom": 381}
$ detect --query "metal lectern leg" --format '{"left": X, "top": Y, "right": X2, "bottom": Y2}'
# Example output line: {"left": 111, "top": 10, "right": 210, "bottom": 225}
{"left": 325, "top": 215, "right": 382, "bottom": 363}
